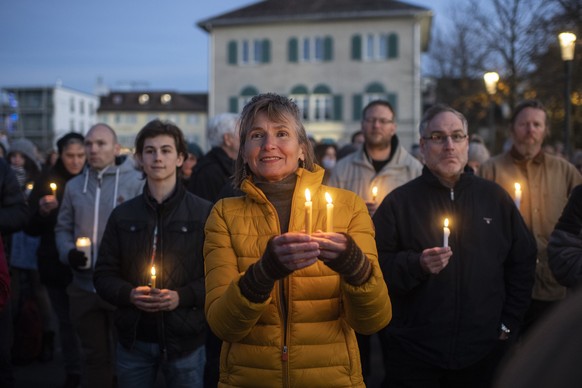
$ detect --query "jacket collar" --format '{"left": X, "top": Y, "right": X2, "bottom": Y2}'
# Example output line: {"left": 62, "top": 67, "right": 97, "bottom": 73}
{"left": 509, "top": 146, "right": 545, "bottom": 164}
{"left": 241, "top": 165, "right": 325, "bottom": 203}
{"left": 422, "top": 165, "right": 474, "bottom": 191}
{"left": 144, "top": 179, "right": 184, "bottom": 215}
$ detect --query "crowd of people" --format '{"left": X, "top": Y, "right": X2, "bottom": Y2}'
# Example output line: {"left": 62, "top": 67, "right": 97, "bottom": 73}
{"left": 0, "top": 94, "right": 582, "bottom": 388}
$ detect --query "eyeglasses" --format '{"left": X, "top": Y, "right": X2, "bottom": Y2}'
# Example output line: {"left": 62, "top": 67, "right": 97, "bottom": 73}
{"left": 422, "top": 133, "right": 468, "bottom": 144}
{"left": 363, "top": 118, "right": 394, "bottom": 125}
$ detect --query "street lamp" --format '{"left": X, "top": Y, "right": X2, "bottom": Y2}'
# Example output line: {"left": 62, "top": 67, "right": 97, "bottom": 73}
{"left": 559, "top": 32, "right": 576, "bottom": 157}
{"left": 484, "top": 72, "right": 499, "bottom": 152}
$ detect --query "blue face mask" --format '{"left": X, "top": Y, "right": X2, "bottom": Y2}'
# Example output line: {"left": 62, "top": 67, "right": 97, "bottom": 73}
{"left": 321, "top": 157, "right": 336, "bottom": 170}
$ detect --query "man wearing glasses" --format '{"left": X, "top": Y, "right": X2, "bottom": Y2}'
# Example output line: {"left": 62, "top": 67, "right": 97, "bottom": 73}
{"left": 373, "top": 104, "right": 537, "bottom": 387}
{"left": 327, "top": 99, "right": 422, "bottom": 384}
{"left": 328, "top": 100, "right": 422, "bottom": 217}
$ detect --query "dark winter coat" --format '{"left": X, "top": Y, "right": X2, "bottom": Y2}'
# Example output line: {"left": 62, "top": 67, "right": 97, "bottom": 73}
{"left": 373, "top": 166, "right": 537, "bottom": 369}
{"left": 94, "top": 181, "right": 212, "bottom": 359}
{"left": 187, "top": 147, "right": 235, "bottom": 202}
{"left": 25, "top": 159, "right": 79, "bottom": 287}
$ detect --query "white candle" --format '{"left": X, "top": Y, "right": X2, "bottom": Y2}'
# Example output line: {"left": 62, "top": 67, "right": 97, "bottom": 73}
{"left": 50, "top": 182, "right": 57, "bottom": 197}
{"left": 150, "top": 265, "right": 157, "bottom": 288}
{"left": 443, "top": 218, "right": 450, "bottom": 247}
{"left": 305, "top": 189, "right": 312, "bottom": 235}
{"left": 514, "top": 183, "right": 522, "bottom": 209}
{"left": 75, "top": 237, "right": 92, "bottom": 270}
{"left": 325, "top": 192, "right": 334, "bottom": 233}
{"left": 372, "top": 186, "right": 378, "bottom": 202}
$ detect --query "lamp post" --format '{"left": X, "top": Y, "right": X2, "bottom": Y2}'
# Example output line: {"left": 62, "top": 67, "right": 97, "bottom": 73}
{"left": 559, "top": 32, "right": 576, "bottom": 158}
{"left": 484, "top": 72, "right": 499, "bottom": 152}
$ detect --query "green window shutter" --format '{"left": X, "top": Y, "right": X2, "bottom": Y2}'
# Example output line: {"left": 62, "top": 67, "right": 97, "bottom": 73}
{"left": 388, "top": 34, "right": 398, "bottom": 59}
{"left": 262, "top": 39, "right": 271, "bottom": 63}
{"left": 228, "top": 41, "right": 238, "bottom": 65}
{"left": 333, "top": 95, "right": 343, "bottom": 120}
{"left": 353, "top": 94, "right": 363, "bottom": 121}
{"left": 388, "top": 93, "right": 397, "bottom": 113}
{"left": 351, "top": 35, "right": 362, "bottom": 61}
{"left": 324, "top": 36, "right": 333, "bottom": 61}
{"left": 288, "top": 38, "right": 298, "bottom": 63}
{"left": 229, "top": 97, "right": 238, "bottom": 113}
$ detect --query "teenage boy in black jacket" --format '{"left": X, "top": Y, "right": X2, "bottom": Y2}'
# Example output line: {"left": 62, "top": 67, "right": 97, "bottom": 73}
{"left": 94, "top": 120, "right": 212, "bottom": 387}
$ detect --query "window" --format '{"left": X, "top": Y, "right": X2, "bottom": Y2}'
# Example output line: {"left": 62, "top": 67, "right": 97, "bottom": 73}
{"left": 290, "top": 85, "right": 310, "bottom": 120}
{"left": 289, "top": 36, "right": 333, "bottom": 63}
{"left": 352, "top": 33, "right": 398, "bottom": 61}
{"left": 138, "top": 94, "right": 150, "bottom": 105}
{"left": 229, "top": 86, "right": 260, "bottom": 113}
{"left": 289, "top": 84, "right": 340, "bottom": 122}
{"left": 241, "top": 40, "right": 250, "bottom": 64}
{"left": 79, "top": 100, "right": 85, "bottom": 114}
{"left": 229, "top": 39, "right": 271, "bottom": 65}
{"left": 69, "top": 97, "right": 75, "bottom": 113}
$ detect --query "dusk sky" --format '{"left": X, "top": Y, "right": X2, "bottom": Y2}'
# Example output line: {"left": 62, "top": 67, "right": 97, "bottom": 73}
{"left": 0, "top": 0, "right": 450, "bottom": 95}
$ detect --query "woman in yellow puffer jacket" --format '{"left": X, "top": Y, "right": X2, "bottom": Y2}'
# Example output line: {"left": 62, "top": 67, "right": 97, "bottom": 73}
{"left": 204, "top": 93, "right": 391, "bottom": 387}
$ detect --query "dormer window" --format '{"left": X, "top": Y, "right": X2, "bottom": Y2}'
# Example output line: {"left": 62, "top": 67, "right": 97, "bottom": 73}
{"left": 161, "top": 94, "right": 172, "bottom": 104}
{"left": 138, "top": 94, "right": 150, "bottom": 105}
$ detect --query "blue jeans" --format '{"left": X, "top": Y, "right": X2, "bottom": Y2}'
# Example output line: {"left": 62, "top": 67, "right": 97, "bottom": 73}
{"left": 116, "top": 341, "right": 205, "bottom": 388}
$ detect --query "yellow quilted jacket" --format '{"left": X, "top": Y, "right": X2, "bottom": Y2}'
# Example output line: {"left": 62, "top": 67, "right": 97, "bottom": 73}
{"left": 204, "top": 167, "right": 391, "bottom": 388}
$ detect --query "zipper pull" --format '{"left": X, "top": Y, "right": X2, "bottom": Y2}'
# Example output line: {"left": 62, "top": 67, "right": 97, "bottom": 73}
{"left": 281, "top": 345, "right": 288, "bottom": 361}
{"left": 450, "top": 188, "right": 454, "bottom": 201}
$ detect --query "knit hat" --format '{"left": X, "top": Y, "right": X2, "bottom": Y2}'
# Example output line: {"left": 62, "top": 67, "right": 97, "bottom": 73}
{"left": 57, "top": 132, "right": 85, "bottom": 155}
{"left": 9, "top": 138, "right": 38, "bottom": 166}
{"left": 187, "top": 142, "right": 204, "bottom": 159}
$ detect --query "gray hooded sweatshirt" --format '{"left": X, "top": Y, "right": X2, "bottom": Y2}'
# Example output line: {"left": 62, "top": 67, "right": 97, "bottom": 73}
{"left": 55, "top": 156, "right": 144, "bottom": 292}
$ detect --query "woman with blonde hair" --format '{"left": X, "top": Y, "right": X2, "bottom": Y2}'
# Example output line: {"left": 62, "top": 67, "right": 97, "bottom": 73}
{"left": 204, "top": 93, "right": 391, "bottom": 387}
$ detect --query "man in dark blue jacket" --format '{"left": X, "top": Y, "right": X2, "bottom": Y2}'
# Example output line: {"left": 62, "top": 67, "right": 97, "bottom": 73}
{"left": 94, "top": 120, "right": 212, "bottom": 387}
{"left": 373, "top": 104, "right": 537, "bottom": 388}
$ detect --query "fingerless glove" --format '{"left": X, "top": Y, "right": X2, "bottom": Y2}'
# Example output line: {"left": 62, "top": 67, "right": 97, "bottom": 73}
{"left": 323, "top": 233, "right": 372, "bottom": 286}
{"left": 239, "top": 237, "right": 293, "bottom": 303}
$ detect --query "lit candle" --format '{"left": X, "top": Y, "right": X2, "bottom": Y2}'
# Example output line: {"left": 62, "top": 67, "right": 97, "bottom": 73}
{"left": 325, "top": 192, "right": 334, "bottom": 233}
{"left": 443, "top": 218, "right": 450, "bottom": 247}
{"left": 150, "top": 265, "right": 157, "bottom": 288}
{"left": 372, "top": 186, "right": 378, "bottom": 202}
{"left": 514, "top": 183, "right": 522, "bottom": 209}
{"left": 75, "top": 237, "right": 92, "bottom": 270}
{"left": 50, "top": 182, "right": 57, "bottom": 197}
{"left": 304, "top": 189, "right": 312, "bottom": 235}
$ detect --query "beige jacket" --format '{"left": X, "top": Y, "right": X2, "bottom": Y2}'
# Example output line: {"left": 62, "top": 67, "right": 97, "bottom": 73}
{"left": 480, "top": 149, "right": 582, "bottom": 300}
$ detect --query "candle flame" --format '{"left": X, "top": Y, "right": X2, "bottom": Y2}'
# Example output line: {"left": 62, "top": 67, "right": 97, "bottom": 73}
{"left": 325, "top": 192, "right": 332, "bottom": 204}
{"left": 372, "top": 186, "right": 378, "bottom": 197}
{"left": 305, "top": 188, "right": 311, "bottom": 202}
{"left": 50, "top": 183, "right": 57, "bottom": 191}
{"left": 151, "top": 266, "right": 156, "bottom": 276}
{"left": 26, "top": 183, "right": 33, "bottom": 191}
{"left": 514, "top": 183, "right": 521, "bottom": 191}
{"left": 444, "top": 218, "right": 449, "bottom": 227}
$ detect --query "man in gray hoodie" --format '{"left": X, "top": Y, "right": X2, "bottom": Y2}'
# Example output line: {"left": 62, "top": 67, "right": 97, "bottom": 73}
{"left": 55, "top": 123, "right": 144, "bottom": 388}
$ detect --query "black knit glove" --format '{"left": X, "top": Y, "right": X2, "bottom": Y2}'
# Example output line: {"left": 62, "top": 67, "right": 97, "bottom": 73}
{"left": 239, "top": 237, "right": 293, "bottom": 303}
{"left": 68, "top": 249, "right": 89, "bottom": 271}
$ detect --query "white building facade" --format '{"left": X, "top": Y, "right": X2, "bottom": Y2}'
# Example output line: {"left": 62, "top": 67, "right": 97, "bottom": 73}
{"left": 198, "top": 0, "right": 432, "bottom": 149}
